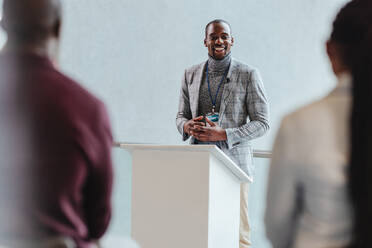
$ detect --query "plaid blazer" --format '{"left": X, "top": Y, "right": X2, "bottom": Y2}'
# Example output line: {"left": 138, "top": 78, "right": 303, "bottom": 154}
{"left": 176, "top": 58, "right": 269, "bottom": 179}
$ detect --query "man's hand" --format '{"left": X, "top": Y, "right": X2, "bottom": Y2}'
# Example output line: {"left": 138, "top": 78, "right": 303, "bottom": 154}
{"left": 190, "top": 117, "right": 227, "bottom": 142}
{"left": 184, "top": 116, "right": 205, "bottom": 135}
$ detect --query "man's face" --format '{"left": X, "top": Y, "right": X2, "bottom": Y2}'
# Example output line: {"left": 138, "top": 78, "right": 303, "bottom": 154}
{"left": 204, "top": 22, "right": 234, "bottom": 60}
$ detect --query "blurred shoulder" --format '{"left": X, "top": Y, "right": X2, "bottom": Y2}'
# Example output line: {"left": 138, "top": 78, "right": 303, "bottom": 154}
{"left": 281, "top": 94, "right": 338, "bottom": 132}
{"left": 52, "top": 69, "right": 104, "bottom": 109}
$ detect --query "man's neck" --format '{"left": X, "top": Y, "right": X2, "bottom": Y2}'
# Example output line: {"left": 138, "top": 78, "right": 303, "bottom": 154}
{"left": 208, "top": 52, "right": 231, "bottom": 72}
{"left": 2, "top": 38, "right": 59, "bottom": 64}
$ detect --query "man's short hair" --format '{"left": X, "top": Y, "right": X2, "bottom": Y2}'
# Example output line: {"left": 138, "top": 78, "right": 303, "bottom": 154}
{"left": 205, "top": 19, "right": 232, "bottom": 37}
{"left": 1, "top": 0, "right": 62, "bottom": 42}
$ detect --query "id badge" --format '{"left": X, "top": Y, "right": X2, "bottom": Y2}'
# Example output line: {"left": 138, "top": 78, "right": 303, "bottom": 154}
{"left": 206, "top": 112, "right": 219, "bottom": 123}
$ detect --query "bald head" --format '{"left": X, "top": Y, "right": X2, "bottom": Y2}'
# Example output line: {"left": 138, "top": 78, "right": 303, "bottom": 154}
{"left": 1, "top": 0, "right": 62, "bottom": 43}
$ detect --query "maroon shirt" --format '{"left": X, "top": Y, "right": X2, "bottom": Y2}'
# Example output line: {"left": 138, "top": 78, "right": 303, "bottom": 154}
{"left": 0, "top": 52, "right": 113, "bottom": 247}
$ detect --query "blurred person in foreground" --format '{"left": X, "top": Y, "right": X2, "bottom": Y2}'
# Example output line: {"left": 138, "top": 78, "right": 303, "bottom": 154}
{"left": 265, "top": 0, "right": 372, "bottom": 247}
{"left": 0, "top": 0, "right": 113, "bottom": 247}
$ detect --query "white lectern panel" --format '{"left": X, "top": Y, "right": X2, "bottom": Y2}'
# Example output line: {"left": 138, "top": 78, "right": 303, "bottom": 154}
{"left": 131, "top": 150, "right": 209, "bottom": 248}
{"left": 118, "top": 144, "right": 250, "bottom": 248}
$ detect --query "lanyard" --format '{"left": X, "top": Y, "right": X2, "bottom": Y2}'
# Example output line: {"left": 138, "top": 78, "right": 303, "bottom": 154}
{"left": 206, "top": 62, "right": 230, "bottom": 113}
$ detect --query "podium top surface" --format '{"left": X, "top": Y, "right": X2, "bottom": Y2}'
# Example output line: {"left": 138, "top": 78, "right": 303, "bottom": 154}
{"left": 115, "top": 143, "right": 252, "bottom": 183}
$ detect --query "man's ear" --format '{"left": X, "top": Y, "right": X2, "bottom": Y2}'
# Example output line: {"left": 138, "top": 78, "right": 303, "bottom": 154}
{"left": 204, "top": 38, "right": 208, "bottom": 47}
{"left": 53, "top": 19, "right": 61, "bottom": 39}
{"left": 231, "top": 37, "right": 234, "bottom": 46}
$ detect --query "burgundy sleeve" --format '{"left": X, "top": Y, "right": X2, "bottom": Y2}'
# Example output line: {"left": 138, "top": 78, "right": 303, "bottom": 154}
{"left": 85, "top": 102, "right": 114, "bottom": 239}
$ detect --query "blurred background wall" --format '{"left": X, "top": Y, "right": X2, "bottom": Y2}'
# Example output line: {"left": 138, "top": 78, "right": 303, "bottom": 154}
{"left": 0, "top": 0, "right": 348, "bottom": 247}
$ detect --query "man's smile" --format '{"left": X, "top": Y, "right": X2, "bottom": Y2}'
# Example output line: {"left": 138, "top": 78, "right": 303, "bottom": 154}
{"left": 214, "top": 47, "right": 225, "bottom": 52}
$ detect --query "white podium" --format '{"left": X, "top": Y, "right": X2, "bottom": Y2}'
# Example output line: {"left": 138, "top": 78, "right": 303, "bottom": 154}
{"left": 118, "top": 144, "right": 251, "bottom": 248}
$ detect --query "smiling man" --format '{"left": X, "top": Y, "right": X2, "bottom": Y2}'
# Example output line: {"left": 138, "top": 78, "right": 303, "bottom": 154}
{"left": 176, "top": 19, "right": 269, "bottom": 248}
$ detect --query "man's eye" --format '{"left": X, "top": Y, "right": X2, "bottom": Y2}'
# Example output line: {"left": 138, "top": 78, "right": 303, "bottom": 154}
{"left": 209, "top": 36, "right": 229, "bottom": 41}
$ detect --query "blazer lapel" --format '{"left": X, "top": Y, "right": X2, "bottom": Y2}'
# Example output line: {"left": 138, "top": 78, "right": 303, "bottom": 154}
{"left": 219, "top": 59, "right": 238, "bottom": 123}
{"left": 190, "top": 61, "right": 207, "bottom": 118}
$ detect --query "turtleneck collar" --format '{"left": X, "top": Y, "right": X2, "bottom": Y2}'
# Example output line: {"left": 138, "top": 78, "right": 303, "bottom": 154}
{"left": 208, "top": 52, "right": 231, "bottom": 72}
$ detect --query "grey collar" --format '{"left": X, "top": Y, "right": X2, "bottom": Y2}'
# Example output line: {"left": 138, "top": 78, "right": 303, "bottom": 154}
{"left": 207, "top": 52, "right": 232, "bottom": 72}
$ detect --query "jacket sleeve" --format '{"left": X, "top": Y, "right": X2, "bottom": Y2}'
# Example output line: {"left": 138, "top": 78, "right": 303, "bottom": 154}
{"left": 176, "top": 70, "right": 192, "bottom": 141}
{"left": 265, "top": 117, "right": 303, "bottom": 248}
{"left": 225, "top": 69, "right": 270, "bottom": 149}
{"left": 85, "top": 102, "right": 114, "bottom": 239}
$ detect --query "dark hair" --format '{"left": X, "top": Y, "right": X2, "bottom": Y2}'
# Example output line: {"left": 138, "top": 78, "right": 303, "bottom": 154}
{"left": 1, "top": 0, "right": 62, "bottom": 43}
{"left": 330, "top": 0, "right": 372, "bottom": 246}
{"left": 205, "top": 19, "right": 231, "bottom": 37}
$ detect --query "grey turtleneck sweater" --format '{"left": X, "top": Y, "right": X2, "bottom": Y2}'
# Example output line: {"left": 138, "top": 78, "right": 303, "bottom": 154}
{"left": 198, "top": 52, "right": 231, "bottom": 117}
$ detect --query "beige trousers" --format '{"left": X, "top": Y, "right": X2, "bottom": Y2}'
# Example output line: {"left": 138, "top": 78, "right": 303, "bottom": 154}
{"left": 240, "top": 183, "right": 251, "bottom": 248}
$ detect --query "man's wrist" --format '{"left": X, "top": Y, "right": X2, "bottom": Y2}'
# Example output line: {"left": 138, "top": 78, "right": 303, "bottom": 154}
{"left": 219, "top": 128, "right": 227, "bottom": 141}
{"left": 183, "top": 122, "right": 189, "bottom": 135}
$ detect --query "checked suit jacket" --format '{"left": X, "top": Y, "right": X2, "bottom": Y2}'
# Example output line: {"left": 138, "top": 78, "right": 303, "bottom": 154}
{"left": 176, "top": 58, "right": 269, "bottom": 179}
